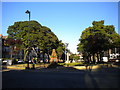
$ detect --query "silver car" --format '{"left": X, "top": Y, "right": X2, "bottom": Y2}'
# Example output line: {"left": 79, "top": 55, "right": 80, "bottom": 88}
{"left": 3, "top": 60, "right": 12, "bottom": 65}
{"left": 18, "top": 60, "right": 25, "bottom": 63}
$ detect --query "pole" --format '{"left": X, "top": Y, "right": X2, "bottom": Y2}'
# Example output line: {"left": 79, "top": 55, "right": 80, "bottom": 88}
{"left": 65, "top": 43, "right": 68, "bottom": 63}
{"left": 25, "top": 10, "right": 30, "bottom": 69}
{"left": 65, "top": 47, "right": 66, "bottom": 62}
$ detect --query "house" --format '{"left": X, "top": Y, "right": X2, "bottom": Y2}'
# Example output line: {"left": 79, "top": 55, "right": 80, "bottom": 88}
{"left": 0, "top": 34, "right": 11, "bottom": 58}
{"left": 0, "top": 34, "right": 22, "bottom": 59}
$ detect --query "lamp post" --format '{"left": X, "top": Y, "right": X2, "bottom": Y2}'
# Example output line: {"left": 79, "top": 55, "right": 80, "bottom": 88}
{"left": 65, "top": 43, "right": 68, "bottom": 62}
{"left": 25, "top": 10, "right": 30, "bottom": 21}
{"left": 25, "top": 10, "right": 30, "bottom": 69}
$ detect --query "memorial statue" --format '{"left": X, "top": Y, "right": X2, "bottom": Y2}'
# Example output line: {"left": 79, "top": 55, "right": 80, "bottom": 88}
{"left": 50, "top": 49, "right": 58, "bottom": 63}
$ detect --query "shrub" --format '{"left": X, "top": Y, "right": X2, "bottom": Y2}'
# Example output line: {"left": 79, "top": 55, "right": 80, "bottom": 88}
{"left": 47, "top": 62, "right": 59, "bottom": 68}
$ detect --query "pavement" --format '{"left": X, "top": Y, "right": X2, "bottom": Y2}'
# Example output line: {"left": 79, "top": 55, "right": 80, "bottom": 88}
{"left": 2, "top": 65, "right": 120, "bottom": 88}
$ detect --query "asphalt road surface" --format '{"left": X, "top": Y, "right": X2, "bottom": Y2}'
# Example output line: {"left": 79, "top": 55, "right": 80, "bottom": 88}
{"left": 2, "top": 69, "right": 120, "bottom": 88}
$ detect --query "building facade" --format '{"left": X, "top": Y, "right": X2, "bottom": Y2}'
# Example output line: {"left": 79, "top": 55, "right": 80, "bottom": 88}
{"left": 0, "top": 34, "right": 11, "bottom": 59}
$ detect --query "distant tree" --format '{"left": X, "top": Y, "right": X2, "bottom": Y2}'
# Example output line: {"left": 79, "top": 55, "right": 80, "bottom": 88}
{"left": 69, "top": 54, "right": 74, "bottom": 60}
{"left": 74, "top": 55, "right": 80, "bottom": 62}
{"left": 69, "top": 54, "right": 80, "bottom": 63}
{"left": 56, "top": 40, "right": 65, "bottom": 60}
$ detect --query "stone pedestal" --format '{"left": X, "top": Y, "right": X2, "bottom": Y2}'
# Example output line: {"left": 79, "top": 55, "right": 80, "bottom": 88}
{"left": 65, "top": 52, "right": 70, "bottom": 63}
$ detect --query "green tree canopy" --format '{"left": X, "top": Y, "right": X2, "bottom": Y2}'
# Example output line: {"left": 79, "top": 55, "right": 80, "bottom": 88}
{"left": 56, "top": 40, "right": 65, "bottom": 60}
{"left": 77, "top": 20, "right": 120, "bottom": 63}
{"left": 7, "top": 20, "right": 60, "bottom": 61}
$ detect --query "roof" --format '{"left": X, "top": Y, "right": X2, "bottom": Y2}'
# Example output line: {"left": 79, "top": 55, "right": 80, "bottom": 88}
{"left": 0, "top": 34, "right": 2, "bottom": 37}
{"left": 0, "top": 34, "right": 8, "bottom": 39}
{"left": 2, "top": 36, "right": 8, "bottom": 39}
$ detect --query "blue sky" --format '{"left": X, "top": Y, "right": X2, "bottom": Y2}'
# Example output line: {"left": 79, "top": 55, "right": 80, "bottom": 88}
{"left": 1, "top": 2, "right": 118, "bottom": 53}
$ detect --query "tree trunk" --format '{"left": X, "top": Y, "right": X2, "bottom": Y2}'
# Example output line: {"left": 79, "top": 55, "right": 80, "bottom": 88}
{"left": 47, "top": 52, "right": 50, "bottom": 63}
{"left": 99, "top": 52, "right": 103, "bottom": 62}
{"left": 107, "top": 49, "right": 110, "bottom": 62}
{"left": 42, "top": 51, "right": 45, "bottom": 63}
{"left": 24, "top": 49, "right": 28, "bottom": 61}
{"left": 92, "top": 53, "right": 95, "bottom": 64}
{"left": 32, "top": 47, "right": 38, "bottom": 57}
{"left": 88, "top": 54, "right": 90, "bottom": 63}
{"left": 89, "top": 55, "right": 92, "bottom": 63}
{"left": 96, "top": 53, "right": 99, "bottom": 63}
{"left": 20, "top": 50, "right": 22, "bottom": 60}
{"left": 10, "top": 46, "right": 13, "bottom": 59}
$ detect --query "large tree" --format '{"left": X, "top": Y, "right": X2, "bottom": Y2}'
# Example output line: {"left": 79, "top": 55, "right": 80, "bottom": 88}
{"left": 7, "top": 20, "right": 60, "bottom": 62}
{"left": 77, "top": 20, "right": 120, "bottom": 63}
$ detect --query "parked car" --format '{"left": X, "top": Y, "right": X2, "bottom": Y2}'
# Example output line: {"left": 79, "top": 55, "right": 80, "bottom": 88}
{"left": 18, "top": 59, "right": 25, "bottom": 64}
{"left": 25, "top": 60, "right": 33, "bottom": 64}
{"left": 29, "top": 60, "right": 33, "bottom": 63}
{"left": 103, "top": 57, "right": 108, "bottom": 62}
{"left": 2, "top": 59, "right": 12, "bottom": 65}
{"left": 2, "top": 60, "right": 8, "bottom": 64}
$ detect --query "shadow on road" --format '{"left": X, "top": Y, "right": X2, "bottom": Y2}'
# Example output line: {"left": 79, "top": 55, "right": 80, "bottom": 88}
{"left": 2, "top": 67, "right": 86, "bottom": 88}
{"left": 2, "top": 64, "right": 120, "bottom": 89}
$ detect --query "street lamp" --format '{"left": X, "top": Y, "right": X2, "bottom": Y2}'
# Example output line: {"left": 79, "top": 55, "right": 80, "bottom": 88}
{"left": 25, "top": 10, "right": 30, "bottom": 21}
{"left": 65, "top": 43, "right": 68, "bottom": 62}
{"left": 25, "top": 10, "right": 30, "bottom": 69}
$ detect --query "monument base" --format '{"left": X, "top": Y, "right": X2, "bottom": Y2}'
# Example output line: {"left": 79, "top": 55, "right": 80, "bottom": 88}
{"left": 65, "top": 60, "right": 70, "bottom": 63}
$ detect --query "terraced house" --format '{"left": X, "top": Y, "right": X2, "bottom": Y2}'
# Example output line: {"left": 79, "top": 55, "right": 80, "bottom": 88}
{"left": 0, "top": 34, "right": 9, "bottom": 58}
{"left": 0, "top": 34, "right": 23, "bottom": 59}
{"left": 0, "top": 34, "right": 49, "bottom": 63}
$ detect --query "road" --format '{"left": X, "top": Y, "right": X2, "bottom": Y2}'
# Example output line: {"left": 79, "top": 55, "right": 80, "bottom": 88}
{"left": 2, "top": 68, "right": 120, "bottom": 88}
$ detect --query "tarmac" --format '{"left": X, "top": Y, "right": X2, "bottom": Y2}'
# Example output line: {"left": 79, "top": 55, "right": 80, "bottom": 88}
{"left": 2, "top": 66, "right": 120, "bottom": 88}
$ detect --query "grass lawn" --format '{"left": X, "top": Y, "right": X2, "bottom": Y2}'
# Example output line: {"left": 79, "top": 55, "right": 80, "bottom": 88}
{"left": 58, "top": 62, "right": 84, "bottom": 67}
{"left": 13, "top": 63, "right": 49, "bottom": 67}
{"left": 8, "top": 62, "right": 84, "bottom": 68}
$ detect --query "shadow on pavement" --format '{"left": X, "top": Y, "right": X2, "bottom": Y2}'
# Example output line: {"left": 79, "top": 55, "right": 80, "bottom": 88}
{"left": 2, "top": 64, "right": 120, "bottom": 89}
{"left": 2, "top": 67, "right": 87, "bottom": 88}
